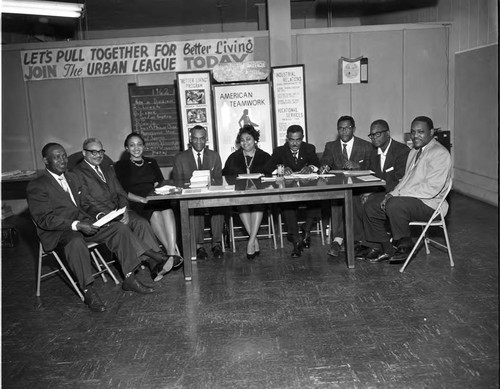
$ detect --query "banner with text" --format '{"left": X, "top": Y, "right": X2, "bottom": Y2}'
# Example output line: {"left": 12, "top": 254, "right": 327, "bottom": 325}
{"left": 21, "top": 37, "right": 255, "bottom": 81}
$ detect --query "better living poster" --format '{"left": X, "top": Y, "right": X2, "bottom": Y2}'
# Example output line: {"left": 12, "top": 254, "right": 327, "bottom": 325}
{"left": 213, "top": 83, "right": 273, "bottom": 165}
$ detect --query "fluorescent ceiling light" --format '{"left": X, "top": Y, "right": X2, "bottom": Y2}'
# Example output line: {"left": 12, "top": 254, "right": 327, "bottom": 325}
{"left": 1, "top": 1, "right": 84, "bottom": 18}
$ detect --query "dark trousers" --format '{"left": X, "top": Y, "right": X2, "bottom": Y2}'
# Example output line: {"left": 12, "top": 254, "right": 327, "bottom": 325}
{"left": 363, "top": 196, "right": 434, "bottom": 245}
{"left": 58, "top": 222, "right": 142, "bottom": 289}
{"left": 282, "top": 202, "right": 321, "bottom": 243}
{"left": 194, "top": 208, "right": 224, "bottom": 245}
{"left": 127, "top": 210, "right": 161, "bottom": 253}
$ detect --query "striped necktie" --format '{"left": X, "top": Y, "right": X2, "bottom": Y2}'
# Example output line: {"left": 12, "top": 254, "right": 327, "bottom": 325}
{"left": 95, "top": 165, "right": 106, "bottom": 182}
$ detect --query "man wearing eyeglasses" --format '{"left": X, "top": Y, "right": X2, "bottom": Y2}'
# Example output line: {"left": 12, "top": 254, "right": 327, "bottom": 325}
{"left": 319, "top": 115, "right": 373, "bottom": 257}
{"left": 354, "top": 119, "right": 410, "bottom": 262}
{"left": 72, "top": 138, "right": 175, "bottom": 285}
{"left": 264, "top": 125, "right": 320, "bottom": 258}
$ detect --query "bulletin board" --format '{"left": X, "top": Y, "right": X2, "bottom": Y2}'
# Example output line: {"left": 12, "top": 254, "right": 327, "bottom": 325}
{"left": 128, "top": 83, "right": 181, "bottom": 167}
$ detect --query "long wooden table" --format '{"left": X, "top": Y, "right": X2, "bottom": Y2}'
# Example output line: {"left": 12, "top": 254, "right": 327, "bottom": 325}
{"left": 148, "top": 175, "right": 385, "bottom": 281}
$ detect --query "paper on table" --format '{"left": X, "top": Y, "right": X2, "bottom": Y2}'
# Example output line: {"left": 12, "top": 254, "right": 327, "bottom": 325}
{"left": 357, "top": 175, "right": 382, "bottom": 182}
{"left": 342, "top": 170, "right": 375, "bottom": 176}
{"left": 93, "top": 206, "right": 126, "bottom": 227}
{"left": 237, "top": 173, "right": 263, "bottom": 179}
{"left": 154, "top": 185, "right": 178, "bottom": 194}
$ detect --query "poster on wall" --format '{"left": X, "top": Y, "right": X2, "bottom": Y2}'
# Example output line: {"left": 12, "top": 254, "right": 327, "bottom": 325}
{"left": 271, "top": 65, "right": 307, "bottom": 146}
{"left": 212, "top": 82, "right": 274, "bottom": 165}
{"left": 177, "top": 71, "right": 215, "bottom": 150}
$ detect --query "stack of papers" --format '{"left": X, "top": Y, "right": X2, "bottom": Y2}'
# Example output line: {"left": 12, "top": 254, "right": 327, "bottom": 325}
{"left": 357, "top": 175, "right": 382, "bottom": 182}
{"left": 93, "top": 207, "right": 126, "bottom": 227}
{"left": 287, "top": 173, "right": 318, "bottom": 179}
{"left": 190, "top": 170, "right": 211, "bottom": 188}
{"left": 154, "top": 185, "right": 179, "bottom": 195}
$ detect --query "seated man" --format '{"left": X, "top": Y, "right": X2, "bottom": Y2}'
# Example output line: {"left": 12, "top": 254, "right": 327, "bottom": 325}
{"left": 27, "top": 143, "right": 162, "bottom": 313}
{"left": 319, "top": 115, "right": 373, "bottom": 257}
{"left": 172, "top": 125, "right": 225, "bottom": 260}
{"left": 355, "top": 119, "right": 410, "bottom": 261}
{"left": 72, "top": 138, "right": 175, "bottom": 282}
{"left": 362, "top": 116, "right": 452, "bottom": 263}
{"left": 264, "top": 124, "right": 320, "bottom": 258}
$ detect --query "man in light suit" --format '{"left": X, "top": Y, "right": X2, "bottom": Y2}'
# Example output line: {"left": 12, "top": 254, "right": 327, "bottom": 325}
{"left": 264, "top": 125, "right": 321, "bottom": 258}
{"left": 354, "top": 119, "right": 410, "bottom": 261}
{"left": 172, "top": 125, "right": 225, "bottom": 260}
{"left": 362, "top": 116, "right": 452, "bottom": 263}
{"left": 27, "top": 143, "right": 156, "bottom": 313}
{"left": 319, "top": 115, "right": 373, "bottom": 257}
{"left": 72, "top": 138, "right": 175, "bottom": 282}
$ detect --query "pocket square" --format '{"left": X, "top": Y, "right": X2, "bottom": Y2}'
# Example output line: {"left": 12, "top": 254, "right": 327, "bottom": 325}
{"left": 385, "top": 166, "right": 394, "bottom": 172}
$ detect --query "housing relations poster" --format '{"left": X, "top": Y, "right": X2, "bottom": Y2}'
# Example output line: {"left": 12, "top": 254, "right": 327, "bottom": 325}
{"left": 212, "top": 82, "right": 273, "bottom": 164}
{"left": 271, "top": 65, "right": 307, "bottom": 145}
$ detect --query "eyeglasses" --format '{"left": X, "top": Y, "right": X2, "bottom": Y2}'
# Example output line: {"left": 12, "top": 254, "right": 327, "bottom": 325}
{"left": 287, "top": 137, "right": 303, "bottom": 143}
{"left": 84, "top": 149, "right": 106, "bottom": 157}
{"left": 368, "top": 129, "right": 389, "bottom": 139}
{"left": 338, "top": 126, "right": 353, "bottom": 132}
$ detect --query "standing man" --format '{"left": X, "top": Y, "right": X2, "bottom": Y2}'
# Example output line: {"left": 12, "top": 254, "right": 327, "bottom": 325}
{"left": 72, "top": 138, "right": 175, "bottom": 282}
{"left": 264, "top": 125, "right": 321, "bottom": 258}
{"left": 355, "top": 119, "right": 410, "bottom": 261}
{"left": 27, "top": 143, "right": 157, "bottom": 313}
{"left": 319, "top": 115, "right": 373, "bottom": 257}
{"left": 172, "top": 125, "right": 225, "bottom": 260}
{"left": 362, "top": 116, "right": 452, "bottom": 263}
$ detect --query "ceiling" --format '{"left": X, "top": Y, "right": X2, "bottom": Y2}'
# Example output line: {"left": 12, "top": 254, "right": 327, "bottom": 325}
{"left": 1, "top": 0, "right": 436, "bottom": 42}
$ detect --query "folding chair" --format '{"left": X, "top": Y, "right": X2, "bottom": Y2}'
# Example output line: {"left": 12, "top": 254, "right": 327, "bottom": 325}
{"left": 277, "top": 208, "right": 325, "bottom": 248}
{"left": 228, "top": 208, "right": 277, "bottom": 252}
{"left": 399, "top": 181, "right": 454, "bottom": 272}
{"left": 36, "top": 241, "right": 119, "bottom": 301}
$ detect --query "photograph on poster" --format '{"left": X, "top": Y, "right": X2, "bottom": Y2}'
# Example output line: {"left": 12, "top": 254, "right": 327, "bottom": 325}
{"left": 213, "top": 82, "right": 274, "bottom": 165}
{"left": 271, "top": 65, "right": 307, "bottom": 146}
{"left": 176, "top": 71, "right": 214, "bottom": 150}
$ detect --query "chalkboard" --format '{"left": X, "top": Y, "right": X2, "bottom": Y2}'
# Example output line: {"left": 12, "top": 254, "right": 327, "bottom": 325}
{"left": 128, "top": 83, "right": 181, "bottom": 166}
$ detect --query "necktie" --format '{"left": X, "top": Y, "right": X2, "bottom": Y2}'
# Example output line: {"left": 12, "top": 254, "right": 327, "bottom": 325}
{"left": 414, "top": 149, "right": 422, "bottom": 164}
{"left": 58, "top": 176, "right": 76, "bottom": 206}
{"left": 95, "top": 165, "right": 106, "bottom": 182}
{"left": 342, "top": 143, "right": 348, "bottom": 162}
{"left": 292, "top": 151, "right": 298, "bottom": 165}
{"left": 197, "top": 152, "right": 202, "bottom": 170}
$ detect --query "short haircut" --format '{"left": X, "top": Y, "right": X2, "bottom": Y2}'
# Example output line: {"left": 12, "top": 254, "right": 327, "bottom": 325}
{"left": 370, "top": 119, "right": 389, "bottom": 131}
{"left": 337, "top": 115, "right": 355, "bottom": 128}
{"left": 287, "top": 124, "right": 304, "bottom": 136}
{"left": 82, "top": 137, "right": 102, "bottom": 149}
{"left": 124, "top": 132, "right": 145, "bottom": 148}
{"left": 412, "top": 116, "right": 434, "bottom": 130}
{"left": 237, "top": 125, "right": 260, "bottom": 143}
{"left": 190, "top": 125, "right": 206, "bottom": 136}
{"left": 41, "top": 142, "right": 63, "bottom": 158}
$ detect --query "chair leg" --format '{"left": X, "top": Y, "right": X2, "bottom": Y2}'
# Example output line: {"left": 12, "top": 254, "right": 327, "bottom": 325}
{"left": 94, "top": 248, "right": 120, "bottom": 285}
{"left": 278, "top": 213, "right": 284, "bottom": 248}
{"left": 399, "top": 223, "right": 431, "bottom": 273}
{"left": 441, "top": 222, "right": 455, "bottom": 267}
{"left": 270, "top": 212, "right": 277, "bottom": 250}
{"left": 229, "top": 214, "right": 236, "bottom": 253}
{"left": 318, "top": 219, "right": 325, "bottom": 246}
{"left": 90, "top": 251, "right": 107, "bottom": 282}
{"left": 53, "top": 252, "right": 85, "bottom": 301}
{"left": 36, "top": 244, "right": 43, "bottom": 297}
{"left": 422, "top": 226, "right": 431, "bottom": 254}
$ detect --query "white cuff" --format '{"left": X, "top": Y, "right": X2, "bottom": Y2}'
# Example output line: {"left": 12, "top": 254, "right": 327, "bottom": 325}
{"left": 71, "top": 221, "right": 79, "bottom": 231}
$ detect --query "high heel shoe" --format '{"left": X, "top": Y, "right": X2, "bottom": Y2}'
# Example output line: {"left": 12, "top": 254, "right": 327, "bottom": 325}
{"left": 254, "top": 250, "right": 260, "bottom": 257}
{"left": 247, "top": 252, "right": 256, "bottom": 260}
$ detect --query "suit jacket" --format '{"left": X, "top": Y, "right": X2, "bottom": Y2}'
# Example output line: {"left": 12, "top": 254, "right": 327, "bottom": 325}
{"left": 71, "top": 160, "right": 129, "bottom": 219}
{"left": 390, "top": 138, "right": 451, "bottom": 213}
{"left": 172, "top": 147, "right": 222, "bottom": 183}
{"left": 264, "top": 142, "right": 320, "bottom": 175}
{"left": 27, "top": 170, "right": 95, "bottom": 251}
{"left": 320, "top": 136, "right": 373, "bottom": 170}
{"left": 222, "top": 147, "right": 271, "bottom": 176}
{"left": 368, "top": 139, "right": 410, "bottom": 193}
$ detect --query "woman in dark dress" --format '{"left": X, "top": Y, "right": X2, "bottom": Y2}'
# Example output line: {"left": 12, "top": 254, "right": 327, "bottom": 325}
{"left": 222, "top": 125, "right": 271, "bottom": 258}
{"left": 115, "top": 133, "right": 180, "bottom": 261}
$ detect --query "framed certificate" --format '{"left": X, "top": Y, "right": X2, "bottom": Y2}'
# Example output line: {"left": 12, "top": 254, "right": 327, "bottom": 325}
{"left": 338, "top": 56, "right": 368, "bottom": 84}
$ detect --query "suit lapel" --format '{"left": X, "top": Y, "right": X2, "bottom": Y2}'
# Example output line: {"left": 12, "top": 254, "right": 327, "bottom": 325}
{"left": 46, "top": 172, "right": 76, "bottom": 207}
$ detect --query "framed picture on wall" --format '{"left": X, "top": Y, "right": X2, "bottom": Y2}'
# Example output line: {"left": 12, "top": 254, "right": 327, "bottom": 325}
{"left": 212, "top": 82, "right": 274, "bottom": 165}
{"left": 176, "top": 71, "right": 215, "bottom": 150}
{"left": 271, "top": 65, "right": 307, "bottom": 146}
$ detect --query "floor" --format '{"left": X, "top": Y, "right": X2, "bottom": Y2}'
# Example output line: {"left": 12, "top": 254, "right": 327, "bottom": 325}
{"left": 1, "top": 192, "right": 498, "bottom": 389}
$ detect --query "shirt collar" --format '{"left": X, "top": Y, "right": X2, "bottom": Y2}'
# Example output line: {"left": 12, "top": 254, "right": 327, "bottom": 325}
{"left": 342, "top": 137, "right": 354, "bottom": 147}
{"left": 378, "top": 138, "right": 392, "bottom": 156}
{"left": 84, "top": 159, "right": 100, "bottom": 170}
{"left": 47, "top": 169, "right": 65, "bottom": 181}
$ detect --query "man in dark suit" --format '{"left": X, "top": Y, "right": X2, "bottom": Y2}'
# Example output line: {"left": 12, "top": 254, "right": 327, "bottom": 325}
{"left": 72, "top": 138, "right": 175, "bottom": 282}
{"left": 354, "top": 119, "right": 410, "bottom": 261}
{"left": 319, "top": 115, "right": 373, "bottom": 257}
{"left": 264, "top": 125, "right": 321, "bottom": 258}
{"left": 172, "top": 125, "right": 225, "bottom": 260}
{"left": 27, "top": 143, "right": 159, "bottom": 313}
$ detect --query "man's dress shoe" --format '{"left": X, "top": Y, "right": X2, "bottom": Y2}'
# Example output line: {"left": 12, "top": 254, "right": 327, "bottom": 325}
{"left": 150, "top": 256, "right": 174, "bottom": 282}
{"left": 196, "top": 247, "right": 208, "bottom": 260}
{"left": 84, "top": 287, "right": 106, "bottom": 312}
{"left": 389, "top": 246, "right": 412, "bottom": 264}
{"left": 354, "top": 245, "right": 371, "bottom": 260}
{"left": 291, "top": 241, "right": 302, "bottom": 258}
{"left": 302, "top": 231, "right": 311, "bottom": 249}
{"left": 136, "top": 266, "right": 156, "bottom": 288}
{"left": 212, "top": 243, "right": 224, "bottom": 259}
{"left": 328, "top": 242, "right": 341, "bottom": 257}
{"left": 122, "top": 275, "right": 154, "bottom": 294}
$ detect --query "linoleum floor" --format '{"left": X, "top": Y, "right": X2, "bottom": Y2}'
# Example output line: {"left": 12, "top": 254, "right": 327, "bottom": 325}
{"left": 1, "top": 192, "right": 498, "bottom": 388}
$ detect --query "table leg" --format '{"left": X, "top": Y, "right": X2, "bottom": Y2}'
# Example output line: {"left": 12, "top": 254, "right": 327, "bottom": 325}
{"left": 180, "top": 201, "right": 192, "bottom": 281}
{"left": 344, "top": 188, "right": 355, "bottom": 268}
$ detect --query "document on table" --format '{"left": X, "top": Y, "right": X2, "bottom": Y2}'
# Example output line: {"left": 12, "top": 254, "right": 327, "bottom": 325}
{"left": 287, "top": 173, "right": 318, "bottom": 179}
{"left": 93, "top": 206, "right": 126, "bottom": 227}
{"left": 330, "top": 170, "right": 375, "bottom": 176}
{"left": 237, "top": 173, "right": 263, "bottom": 179}
{"left": 357, "top": 175, "right": 383, "bottom": 182}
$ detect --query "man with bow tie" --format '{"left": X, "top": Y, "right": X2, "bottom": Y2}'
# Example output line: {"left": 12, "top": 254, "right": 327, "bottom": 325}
{"left": 264, "top": 125, "right": 320, "bottom": 258}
